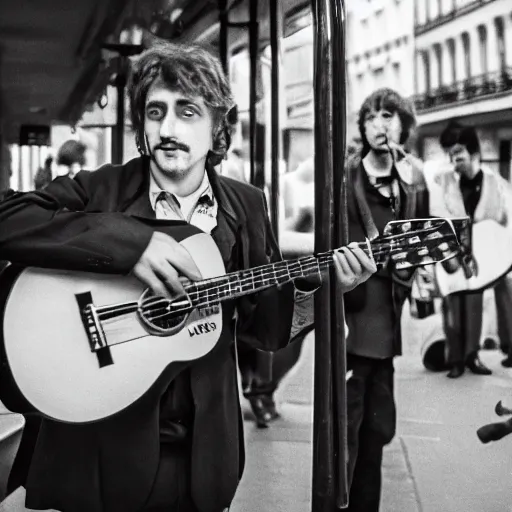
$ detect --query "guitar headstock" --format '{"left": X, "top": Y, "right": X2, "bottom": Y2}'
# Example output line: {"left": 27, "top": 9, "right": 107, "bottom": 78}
{"left": 375, "top": 217, "right": 470, "bottom": 270}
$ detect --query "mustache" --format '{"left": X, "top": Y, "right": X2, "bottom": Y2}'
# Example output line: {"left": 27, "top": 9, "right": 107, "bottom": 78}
{"left": 155, "top": 139, "right": 190, "bottom": 152}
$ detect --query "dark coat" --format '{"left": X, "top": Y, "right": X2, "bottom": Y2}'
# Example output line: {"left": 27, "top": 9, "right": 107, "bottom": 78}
{"left": 0, "top": 156, "right": 294, "bottom": 512}
{"left": 343, "top": 155, "right": 430, "bottom": 355}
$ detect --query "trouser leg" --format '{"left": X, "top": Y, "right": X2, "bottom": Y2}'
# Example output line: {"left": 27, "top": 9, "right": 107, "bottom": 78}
{"left": 347, "top": 358, "right": 395, "bottom": 512}
{"left": 346, "top": 354, "right": 370, "bottom": 490}
{"left": 443, "top": 295, "right": 464, "bottom": 365}
{"left": 7, "top": 414, "right": 42, "bottom": 494}
{"left": 462, "top": 291, "right": 484, "bottom": 362}
{"left": 494, "top": 277, "right": 512, "bottom": 355}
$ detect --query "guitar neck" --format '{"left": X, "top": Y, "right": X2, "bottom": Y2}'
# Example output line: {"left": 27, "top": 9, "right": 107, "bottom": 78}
{"left": 184, "top": 239, "right": 387, "bottom": 308}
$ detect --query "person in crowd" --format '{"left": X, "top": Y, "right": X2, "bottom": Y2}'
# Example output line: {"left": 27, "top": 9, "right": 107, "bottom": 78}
{"left": 54, "top": 139, "right": 87, "bottom": 178}
{"left": 239, "top": 155, "right": 316, "bottom": 427}
{"left": 0, "top": 41, "right": 375, "bottom": 512}
{"left": 343, "top": 87, "right": 429, "bottom": 512}
{"left": 221, "top": 147, "right": 247, "bottom": 183}
{"left": 425, "top": 120, "right": 512, "bottom": 378}
{"left": 34, "top": 155, "right": 54, "bottom": 190}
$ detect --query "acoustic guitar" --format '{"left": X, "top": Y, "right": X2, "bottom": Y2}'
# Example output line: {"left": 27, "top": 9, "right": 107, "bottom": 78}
{"left": 434, "top": 219, "right": 512, "bottom": 296}
{"left": 0, "top": 217, "right": 468, "bottom": 424}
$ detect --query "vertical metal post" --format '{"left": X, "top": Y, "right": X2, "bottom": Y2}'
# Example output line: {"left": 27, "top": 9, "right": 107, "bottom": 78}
{"left": 311, "top": 0, "right": 349, "bottom": 509}
{"left": 311, "top": 0, "right": 336, "bottom": 510}
{"left": 112, "top": 58, "right": 126, "bottom": 165}
{"left": 330, "top": 0, "right": 349, "bottom": 508}
{"left": 269, "top": 0, "right": 281, "bottom": 236}
{"left": 248, "top": 0, "right": 258, "bottom": 186}
{"left": 218, "top": 0, "right": 229, "bottom": 74}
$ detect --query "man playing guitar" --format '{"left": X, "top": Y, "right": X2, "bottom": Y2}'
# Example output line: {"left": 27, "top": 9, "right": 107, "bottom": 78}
{"left": 425, "top": 120, "right": 512, "bottom": 378}
{"left": 0, "top": 42, "right": 375, "bottom": 512}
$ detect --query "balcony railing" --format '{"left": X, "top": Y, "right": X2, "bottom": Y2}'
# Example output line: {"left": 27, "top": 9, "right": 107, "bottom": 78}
{"left": 413, "top": 68, "right": 512, "bottom": 112}
{"left": 415, "top": 0, "right": 496, "bottom": 36}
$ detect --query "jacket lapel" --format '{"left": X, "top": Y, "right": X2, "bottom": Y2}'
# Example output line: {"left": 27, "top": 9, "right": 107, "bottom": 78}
{"left": 123, "top": 191, "right": 155, "bottom": 218}
{"left": 401, "top": 182, "right": 417, "bottom": 220}
{"left": 118, "top": 157, "right": 156, "bottom": 218}
{"left": 350, "top": 162, "right": 379, "bottom": 240}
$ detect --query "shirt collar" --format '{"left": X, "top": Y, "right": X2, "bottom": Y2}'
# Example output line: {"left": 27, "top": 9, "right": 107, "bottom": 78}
{"left": 149, "top": 169, "right": 214, "bottom": 212}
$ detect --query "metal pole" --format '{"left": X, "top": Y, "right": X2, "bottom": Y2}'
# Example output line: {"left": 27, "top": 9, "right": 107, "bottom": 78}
{"left": 269, "top": 0, "right": 281, "bottom": 236}
{"left": 311, "top": 0, "right": 336, "bottom": 510}
{"left": 248, "top": 0, "right": 258, "bottom": 186}
{"left": 218, "top": 0, "right": 229, "bottom": 74}
{"left": 112, "top": 58, "right": 127, "bottom": 165}
{"left": 330, "top": 0, "right": 349, "bottom": 508}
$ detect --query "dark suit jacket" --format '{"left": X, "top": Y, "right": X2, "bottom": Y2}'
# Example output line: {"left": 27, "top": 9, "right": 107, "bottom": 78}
{"left": 0, "top": 156, "right": 294, "bottom": 512}
{"left": 343, "top": 155, "right": 430, "bottom": 356}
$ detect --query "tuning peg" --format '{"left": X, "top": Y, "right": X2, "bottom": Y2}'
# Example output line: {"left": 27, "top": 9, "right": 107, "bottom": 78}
{"left": 391, "top": 251, "right": 407, "bottom": 261}
{"left": 417, "top": 248, "right": 430, "bottom": 258}
{"left": 395, "top": 260, "right": 413, "bottom": 270}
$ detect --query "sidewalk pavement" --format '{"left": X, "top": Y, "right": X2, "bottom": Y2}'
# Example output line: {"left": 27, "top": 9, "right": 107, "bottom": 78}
{"left": 233, "top": 331, "right": 512, "bottom": 512}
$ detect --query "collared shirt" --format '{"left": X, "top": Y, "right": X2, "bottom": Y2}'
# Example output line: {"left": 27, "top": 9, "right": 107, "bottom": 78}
{"left": 149, "top": 171, "right": 218, "bottom": 233}
{"left": 459, "top": 170, "right": 483, "bottom": 220}
{"left": 149, "top": 167, "right": 318, "bottom": 338}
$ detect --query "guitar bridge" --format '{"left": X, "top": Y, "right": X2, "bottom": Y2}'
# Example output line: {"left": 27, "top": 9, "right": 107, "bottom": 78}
{"left": 76, "top": 292, "right": 113, "bottom": 367}
{"left": 82, "top": 304, "right": 108, "bottom": 352}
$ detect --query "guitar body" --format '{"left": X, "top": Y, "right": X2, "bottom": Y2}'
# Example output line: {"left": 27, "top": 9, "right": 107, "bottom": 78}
{"left": 0, "top": 232, "right": 225, "bottom": 424}
{"left": 0, "top": 216, "right": 468, "bottom": 424}
{"left": 435, "top": 220, "right": 512, "bottom": 296}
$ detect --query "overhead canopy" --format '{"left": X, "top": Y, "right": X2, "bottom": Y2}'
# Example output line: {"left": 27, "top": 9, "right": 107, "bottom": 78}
{"left": 0, "top": 0, "right": 143, "bottom": 144}
{"left": 0, "top": 0, "right": 311, "bottom": 145}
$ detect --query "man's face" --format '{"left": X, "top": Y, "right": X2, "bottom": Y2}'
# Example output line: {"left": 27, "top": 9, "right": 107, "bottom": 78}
{"left": 447, "top": 143, "right": 476, "bottom": 178}
{"left": 364, "top": 109, "right": 402, "bottom": 153}
{"left": 144, "top": 82, "right": 214, "bottom": 179}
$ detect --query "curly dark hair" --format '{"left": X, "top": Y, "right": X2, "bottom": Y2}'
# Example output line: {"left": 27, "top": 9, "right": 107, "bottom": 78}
{"left": 56, "top": 140, "right": 87, "bottom": 167}
{"left": 439, "top": 119, "right": 480, "bottom": 155}
{"left": 128, "top": 41, "right": 236, "bottom": 167}
{"left": 357, "top": 88, "right": 416, "bottom": 156}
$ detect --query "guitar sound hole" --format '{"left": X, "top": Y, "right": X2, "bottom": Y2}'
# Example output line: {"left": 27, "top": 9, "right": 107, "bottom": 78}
{"left": 137, "top": 289, "right": 192, "bottom": 336}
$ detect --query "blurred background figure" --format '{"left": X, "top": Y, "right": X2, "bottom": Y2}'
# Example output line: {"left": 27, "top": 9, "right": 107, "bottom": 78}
{"left": 239, "top": 155, "right": 316, "bottom": 428}
{"left": 282, "top": 156, "right": 315, "bottom": 233}
{"left": 221, "top": 148, "right": 247, "bottom": 183}
{"left": 33, "top": 155, "right": 54, "bottom": 190}
{"left": 426, "top": 120, "right": 512, "bottom": 378}
{"left": 54, "top": 140, "right": 87, "bottom": 178}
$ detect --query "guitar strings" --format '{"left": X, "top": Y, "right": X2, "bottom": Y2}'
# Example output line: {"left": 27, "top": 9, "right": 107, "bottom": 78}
{"left": 95, "top": 230, "right": 456, "bottom": 322}
{"left": 139, "top": 249, "right": 453, "bottom": 322}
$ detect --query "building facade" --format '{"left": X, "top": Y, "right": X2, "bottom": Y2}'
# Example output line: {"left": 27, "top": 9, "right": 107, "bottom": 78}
{"left": 346, "top": 0, "right": 416, "bottom": 141}
{"left": 413, "top": 0, "right": 512, "bottom": 177}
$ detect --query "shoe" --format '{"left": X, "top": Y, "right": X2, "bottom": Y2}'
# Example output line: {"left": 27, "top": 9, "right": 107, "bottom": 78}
{"left": 482, "top": 338, "right": 498, "bottom": 350}
{"left": 260, "top": 395, "right": 280, "bottom": 421}
{"left": 501, "top": 356, "right": 512, "bottom": 368}
{"left": 466, "top": 357, "right": 492, "bottom": 375}
{"left": 447, "top": 363, "right": 465, "bottom": 379}
{"left": 477, "top": 420, "right": 512, "bottom": 443}
{"left": 248, "top": 397, "right": 271, "bottom": 429}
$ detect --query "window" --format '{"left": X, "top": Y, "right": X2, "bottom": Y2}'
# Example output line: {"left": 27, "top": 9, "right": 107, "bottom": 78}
{"left": 423, "top": 50, "right": 431, "bottom": 92}
{"left": 434, "top": 43, "right": 443, "bottom": 86}
{"left": 447, "top": 38, "right": 456, "bottom": 83}
{"left": 392, "top": 62, "right": 401, "bottom": 89}
{"left": 461, "top": 32, "right": 471, "bottom": 78}
{"left": 373, "top": 67, "right": 384, "bottom": 83}
{"left": 495, "top": 17, "right": 506, "bottom": 70}
{"left": 478, "top": 25, "right": 488, "bottom": 74}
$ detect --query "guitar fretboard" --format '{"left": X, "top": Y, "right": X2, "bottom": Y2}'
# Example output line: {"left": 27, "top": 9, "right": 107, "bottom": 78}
{"left": 182, "top": 239, "right": 388, "bottom": 308}
{"left": 94, "top": 217, "right": 464, "bottom": 322}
